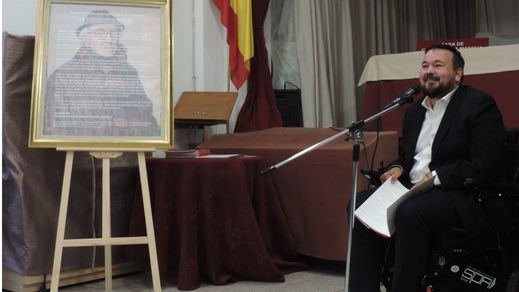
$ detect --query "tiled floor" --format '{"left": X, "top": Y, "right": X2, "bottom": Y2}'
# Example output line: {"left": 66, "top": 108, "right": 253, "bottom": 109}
{"left": 60, "top": 259, "right": 348, "bottom": 291}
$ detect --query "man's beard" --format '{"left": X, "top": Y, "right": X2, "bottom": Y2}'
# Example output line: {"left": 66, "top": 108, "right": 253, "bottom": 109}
{"left": 421, "top": 75, "right": 456, "bottom": 98}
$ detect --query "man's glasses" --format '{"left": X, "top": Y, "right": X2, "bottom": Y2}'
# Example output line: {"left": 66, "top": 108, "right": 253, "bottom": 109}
{"left": 92, "top": 29, "right": 121, "bottom": 39}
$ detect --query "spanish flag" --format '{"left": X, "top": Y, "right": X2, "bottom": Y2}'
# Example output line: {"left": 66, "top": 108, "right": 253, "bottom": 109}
{"left": 212, "top": 0, "right": 254, "bottom": 89}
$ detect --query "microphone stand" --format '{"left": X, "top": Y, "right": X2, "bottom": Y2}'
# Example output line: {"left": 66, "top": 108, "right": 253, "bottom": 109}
{"left": 261, "top": 99, "right": 414, "bottom": 292}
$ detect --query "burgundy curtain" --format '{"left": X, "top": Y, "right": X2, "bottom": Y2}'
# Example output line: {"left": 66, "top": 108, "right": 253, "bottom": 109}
{"left": 234, "top": 0, "right": 282, "bottom": 133}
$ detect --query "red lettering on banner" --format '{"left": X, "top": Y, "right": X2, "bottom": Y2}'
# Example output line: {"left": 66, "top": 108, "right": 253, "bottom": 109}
{"left": 416, "top": 38, "right": 489, "bottom": 51}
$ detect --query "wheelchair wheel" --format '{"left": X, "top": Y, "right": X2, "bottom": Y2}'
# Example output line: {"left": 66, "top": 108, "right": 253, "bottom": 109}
{"left": 507, "top": 269, "right": 519, "bottom": 292}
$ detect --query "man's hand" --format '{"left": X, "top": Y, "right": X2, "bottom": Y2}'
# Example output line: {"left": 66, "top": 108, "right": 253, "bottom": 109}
{"left": 411, "top": 171, "right": 433, "bottom": 190}
{"left": 380, "top": 166, "right": 402, "bottom": 183}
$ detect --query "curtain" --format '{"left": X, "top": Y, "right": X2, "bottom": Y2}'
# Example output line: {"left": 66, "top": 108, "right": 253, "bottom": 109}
{"left": 234, "top": 0, "right": 282, "bottom": 132}
{"left": 294, "top": 0, "right": 357, "bottom": 128}
{"left": 349, "top": 0, "right": 478, "bottom": 114}
{"left": 273, "top": 1, "right": 518, "bottom": 125}
{"left": 476, "top": 0, "right": 519, "bottom": 43}
{"left": 349, "top": 0, "right": 396, "bottom": 115}
{"left": 270, "top": 0, "right": 299, "bottom": 90}
{"left": 349, "top": 0, "right": 477, "bottom": 57}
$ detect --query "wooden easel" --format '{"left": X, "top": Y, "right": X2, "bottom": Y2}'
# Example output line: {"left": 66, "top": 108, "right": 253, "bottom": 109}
{"left": 50, "top": 150, "right": 161, "bottom": 292}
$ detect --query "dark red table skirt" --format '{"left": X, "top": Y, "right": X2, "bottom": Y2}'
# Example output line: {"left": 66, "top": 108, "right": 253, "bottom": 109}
{"left": 198, "top": 128, "right": 399, "bottom": 260}
{"left": 128, "top": 156, "right": 306, "bottom": 290}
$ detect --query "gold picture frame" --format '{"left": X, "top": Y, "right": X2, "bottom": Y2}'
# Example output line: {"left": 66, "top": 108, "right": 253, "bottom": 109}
{"left": 29, "top": 0, "right": 172, "bottom": 149}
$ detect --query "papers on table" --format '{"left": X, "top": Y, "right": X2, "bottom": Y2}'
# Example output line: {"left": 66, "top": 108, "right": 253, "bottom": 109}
{"left": 151, "top": 149, "right": 247, "bottom": 159}
{"left": 195, "top": 154, "right": 240, "bottom": 158}
{"left": 152, "top": 149, "right": 199, "bottom": 158}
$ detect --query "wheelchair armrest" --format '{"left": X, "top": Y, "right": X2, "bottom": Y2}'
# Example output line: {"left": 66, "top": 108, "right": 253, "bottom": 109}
{"left": 464, "top": 178, "right": 519, "bottom": 203}
{"left": 464, "top": 178, "right": 519, "bottom": 192}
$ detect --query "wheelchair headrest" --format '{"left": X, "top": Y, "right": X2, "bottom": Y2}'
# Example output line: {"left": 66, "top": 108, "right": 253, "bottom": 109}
{"left": 504, "top": 128, "right": 519, "bottom": 184}
{"left": 505, "top": 128, "right": 519, "bottom": 145}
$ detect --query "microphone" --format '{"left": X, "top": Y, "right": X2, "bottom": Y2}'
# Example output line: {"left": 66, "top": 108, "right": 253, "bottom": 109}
{"left": 383, "top": 85, "right": 421, "bottom": 109}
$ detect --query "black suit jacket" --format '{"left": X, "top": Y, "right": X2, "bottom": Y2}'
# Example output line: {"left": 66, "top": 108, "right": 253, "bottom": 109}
{"left": 394, "top": 85, "right": 506, "bottom": 235}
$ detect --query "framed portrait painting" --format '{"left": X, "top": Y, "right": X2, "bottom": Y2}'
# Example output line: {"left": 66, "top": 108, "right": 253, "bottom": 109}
{"left": 29, "top": 0, "right": 172, "bottom": 149}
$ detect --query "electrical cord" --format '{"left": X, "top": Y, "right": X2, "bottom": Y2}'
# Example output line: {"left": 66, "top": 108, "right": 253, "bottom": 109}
{"left": 371, "top": 118, "right": 382, "bottom": 172}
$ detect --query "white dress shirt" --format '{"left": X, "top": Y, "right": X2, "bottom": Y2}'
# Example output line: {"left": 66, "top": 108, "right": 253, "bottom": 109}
{"left": 409, "top": 86, "right": 458, "bottom": 185}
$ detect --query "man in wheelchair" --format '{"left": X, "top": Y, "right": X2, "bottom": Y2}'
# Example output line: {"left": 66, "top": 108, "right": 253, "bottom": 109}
{"left": 349, "top": 44, "right": 518, "bottom": 292}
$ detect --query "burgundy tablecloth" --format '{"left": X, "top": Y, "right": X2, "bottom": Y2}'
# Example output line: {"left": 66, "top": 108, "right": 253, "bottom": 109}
{"left": 129, "top": 156, "right": 306, "bottom": 290}
{"left": 198, "top": 127, "right": 399, "bottom": 260}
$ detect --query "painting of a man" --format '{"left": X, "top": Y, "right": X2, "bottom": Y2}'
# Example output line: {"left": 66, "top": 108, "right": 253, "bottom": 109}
{"left": 44, "top": 10, "right": 160, "bottom": 137}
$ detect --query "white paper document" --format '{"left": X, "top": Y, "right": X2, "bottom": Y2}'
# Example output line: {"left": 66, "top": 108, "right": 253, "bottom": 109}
{"left": 195, "top": 154, "right": 240, "bottom": 158}
{"left": 354, "top": 177, "right": 434, "bottom": 238}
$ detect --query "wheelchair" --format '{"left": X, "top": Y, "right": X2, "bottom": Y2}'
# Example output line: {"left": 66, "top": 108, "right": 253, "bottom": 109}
{"left": 381, "top": 129, "right": 519, "bottom": 292}
{"left": 421, "top": 179, "right": 519, "bottom": 292}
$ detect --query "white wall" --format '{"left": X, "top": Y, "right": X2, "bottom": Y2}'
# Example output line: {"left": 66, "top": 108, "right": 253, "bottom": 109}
{"left": 2, "top": 0, "right": 38, "bottom": 35}
{"left": 2, "top": 0, "right": 254, "bottom": 148}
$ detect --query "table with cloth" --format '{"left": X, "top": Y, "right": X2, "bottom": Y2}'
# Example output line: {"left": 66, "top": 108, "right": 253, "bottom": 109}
{"left": 128, "top": 155, "right": 306, "bottom": 290}
{"left": 198, "top": 127, "right": 399, "bottom": 260}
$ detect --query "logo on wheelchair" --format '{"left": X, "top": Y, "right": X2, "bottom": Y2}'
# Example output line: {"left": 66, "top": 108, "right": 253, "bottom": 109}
{"left": 461, "top": 265, "right": 496, "bottom": 290}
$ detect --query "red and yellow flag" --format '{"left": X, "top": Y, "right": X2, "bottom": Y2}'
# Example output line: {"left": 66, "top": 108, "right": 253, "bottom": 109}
{"left": 212, "top": 0, "right": 254, "bottom": 89}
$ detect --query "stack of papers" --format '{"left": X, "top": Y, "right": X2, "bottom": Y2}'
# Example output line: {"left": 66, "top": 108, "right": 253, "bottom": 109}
{"left": 151, "top": 149, "right": 244, "bottom": 159}
{"left": 195, "top": 154, "right": 240, "bottom": 159}
{"left": 152, "top": 149, "right": 200, "bottom": 158}
{"left": 165, "top": 149, "right": 199, "bottom": 158}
